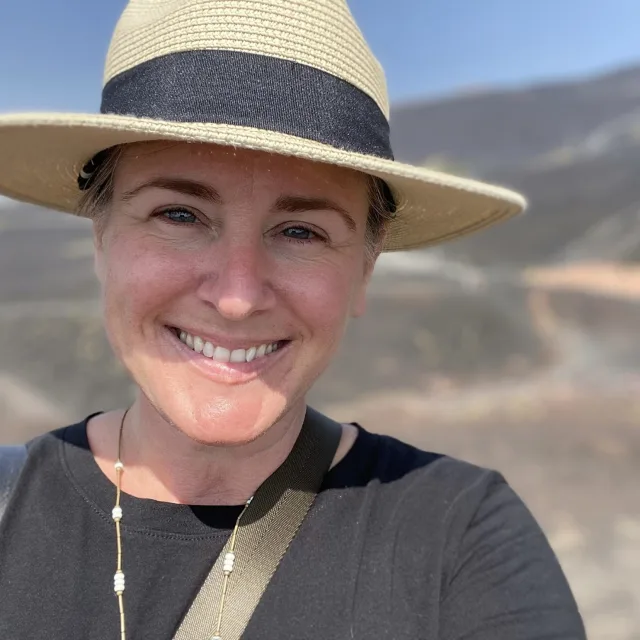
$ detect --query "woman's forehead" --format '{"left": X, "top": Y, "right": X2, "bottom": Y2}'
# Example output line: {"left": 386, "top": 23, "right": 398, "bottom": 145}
{"left": 116, "top": 141, "right": 367, "bottom": 195}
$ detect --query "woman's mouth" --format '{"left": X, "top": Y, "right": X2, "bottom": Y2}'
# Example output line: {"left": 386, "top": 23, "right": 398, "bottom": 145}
{"left": 169, "top": 327, "right": 287, "bottom": 364}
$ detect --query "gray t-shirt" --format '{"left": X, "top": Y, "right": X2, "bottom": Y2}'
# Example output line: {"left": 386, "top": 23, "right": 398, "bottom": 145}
{"left": 0, "top": 415, "right": 586, "bottom": 639}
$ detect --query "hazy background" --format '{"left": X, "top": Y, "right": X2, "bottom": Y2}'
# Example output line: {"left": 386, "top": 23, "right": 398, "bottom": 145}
{"left": 1, "top": 1, "right": 640, "bottom": 637}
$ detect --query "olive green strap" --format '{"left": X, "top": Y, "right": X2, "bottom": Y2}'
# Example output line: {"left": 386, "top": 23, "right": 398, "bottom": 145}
{"left": 173, "top": 407, "right": 343, "bottom": 640}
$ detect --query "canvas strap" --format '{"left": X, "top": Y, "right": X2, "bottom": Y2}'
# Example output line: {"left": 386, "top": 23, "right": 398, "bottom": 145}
{"left": 0, "top": 445, "right": 28, "bottom": 526}
{"left": 173, "top": 407, "right": 343, "bottom": 640}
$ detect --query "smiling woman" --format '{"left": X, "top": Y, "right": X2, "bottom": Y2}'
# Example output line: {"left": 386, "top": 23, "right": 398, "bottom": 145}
{"left": 90, "top": 142, "right": 378, "bottom": 448}
{"left": 0, "top": 1, "right": 585, "bottom": 640}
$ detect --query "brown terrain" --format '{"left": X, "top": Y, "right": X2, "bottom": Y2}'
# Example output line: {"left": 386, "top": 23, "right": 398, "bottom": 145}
{"left": 3, "top": 64, "right": 640, "bottom": 638}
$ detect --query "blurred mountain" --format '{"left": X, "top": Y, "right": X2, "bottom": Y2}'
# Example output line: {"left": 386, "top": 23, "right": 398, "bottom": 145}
{"left": 391, "top": 64, "right": 640, "bottom": 170}
{"left": 442, "top": 145, "right": 640, "bottom": 266}
{"left": 390, "top": 64, "right": 640, "bottom": 267}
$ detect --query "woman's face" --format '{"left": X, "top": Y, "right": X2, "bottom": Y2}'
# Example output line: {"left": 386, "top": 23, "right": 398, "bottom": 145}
{"left": 94, "top": 142, "right": 376, "bottom": 444}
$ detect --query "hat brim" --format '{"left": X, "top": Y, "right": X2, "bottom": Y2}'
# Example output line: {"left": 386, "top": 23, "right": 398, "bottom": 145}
{"left": 0, "top": 112, "right": 526, "bottom": 251}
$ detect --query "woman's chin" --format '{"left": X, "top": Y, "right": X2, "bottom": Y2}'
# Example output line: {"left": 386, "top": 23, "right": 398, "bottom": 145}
{"left": 152, "top": 388, "right": 292, "bottom": 447}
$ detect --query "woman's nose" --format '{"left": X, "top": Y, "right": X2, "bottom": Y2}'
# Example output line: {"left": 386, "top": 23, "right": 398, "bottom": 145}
{"left": 196, "top": 240, "right": 275, "bottom": 320}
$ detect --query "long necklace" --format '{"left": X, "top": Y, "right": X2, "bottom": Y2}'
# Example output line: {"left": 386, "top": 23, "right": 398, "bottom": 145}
{"left": 111, "top": 408, "right": 253, "bottom": 640}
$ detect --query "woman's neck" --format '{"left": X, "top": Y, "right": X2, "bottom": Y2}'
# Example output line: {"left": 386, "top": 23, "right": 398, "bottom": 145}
{"left": 89, "top": 400, "right": 305, "bottom": 505}
{"left": 87, "top": 400, "right": 355, "bottom": 506}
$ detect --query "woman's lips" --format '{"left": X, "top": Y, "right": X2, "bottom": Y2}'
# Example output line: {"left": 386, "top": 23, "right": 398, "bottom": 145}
{"left": 172, "top": 326, "right": 285, "bottom": 364}
{"left": 164, "top": 326, "right": 291, "bottom": 383}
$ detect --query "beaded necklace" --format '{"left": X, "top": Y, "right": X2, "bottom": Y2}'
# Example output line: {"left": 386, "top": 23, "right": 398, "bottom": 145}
{"left": 111, "top": 408, "right": 253, "bottom": 640}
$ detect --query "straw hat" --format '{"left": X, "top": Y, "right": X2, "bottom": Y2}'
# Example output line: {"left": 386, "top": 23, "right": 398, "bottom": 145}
{"left": 0, "top": 0, "right": 526, "bottom": 251}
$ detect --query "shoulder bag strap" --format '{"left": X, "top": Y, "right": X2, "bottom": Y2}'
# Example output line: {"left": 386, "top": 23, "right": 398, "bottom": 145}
{"left": 0, "top": 445, "right": 28, "bottom": 525}
{"left": 173, "top": 406, "right": 343, "bottom": 640}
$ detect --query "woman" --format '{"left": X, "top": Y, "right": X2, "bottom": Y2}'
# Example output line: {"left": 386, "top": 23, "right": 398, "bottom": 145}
{"left": 0, "top": 1, "right": 585, "bottom": 638}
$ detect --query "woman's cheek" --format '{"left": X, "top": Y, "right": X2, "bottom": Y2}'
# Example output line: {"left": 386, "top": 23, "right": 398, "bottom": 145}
{"left": 278, "top": 261, "right": 354, "bottom": 336}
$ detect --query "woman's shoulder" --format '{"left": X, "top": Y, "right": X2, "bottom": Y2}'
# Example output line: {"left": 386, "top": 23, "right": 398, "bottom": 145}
{"left": 23, "top": 415, "right": 95, "bottom": 472}
{"left": 357, "top": 426, "right": 578, "bottom": 592}
{"left": 333, "top": 423, "right": 511, "bottom": 518}
{"left": 27, "top": 415, "right": 94, "bottom": 449}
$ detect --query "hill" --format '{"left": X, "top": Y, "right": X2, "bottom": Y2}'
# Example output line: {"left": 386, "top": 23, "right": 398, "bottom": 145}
{"left": 391, "top": 64, "right": 640, "bottom": 170}
{"left": 388, "top": 65, "right": 640, "bottom": 267}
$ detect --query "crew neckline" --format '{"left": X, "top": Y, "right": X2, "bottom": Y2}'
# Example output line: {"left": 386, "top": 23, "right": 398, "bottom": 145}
{"left": 58, "top": 413, "right": 377, "bottom": 539}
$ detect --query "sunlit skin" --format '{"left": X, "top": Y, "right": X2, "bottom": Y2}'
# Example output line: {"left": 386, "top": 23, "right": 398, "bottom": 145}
{"left": 87, "top": 142, "right": 380, "bottom": 505}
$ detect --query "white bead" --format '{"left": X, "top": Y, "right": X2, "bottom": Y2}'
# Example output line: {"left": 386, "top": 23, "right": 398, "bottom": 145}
{"left": 114, "top": 461, "right": 124, "bottom": 472}
{"left": 114, "top": 571, "right": 125, "bottom": 594}
{"left": 210, "top": 636, "right": 222, "bottom": 640}
{"left": 112, "top": 506, "right": 123, "bottom": 521}
{"left": 223, "top": 551, "right": 235, "bottom": 575}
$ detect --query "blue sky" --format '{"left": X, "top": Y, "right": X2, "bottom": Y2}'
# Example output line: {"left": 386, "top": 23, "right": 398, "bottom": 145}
{"left": 1, "top": 0, "right": 640, "bottom": 112}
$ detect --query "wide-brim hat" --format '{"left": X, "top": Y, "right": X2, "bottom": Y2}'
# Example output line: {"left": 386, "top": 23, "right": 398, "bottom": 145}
{"left": 0, "top": 0, "right": 526, "bottom": 251}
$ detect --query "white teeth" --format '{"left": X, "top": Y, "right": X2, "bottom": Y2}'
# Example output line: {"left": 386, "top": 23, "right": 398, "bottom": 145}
{"left": 177, "top": 330, "right": 282, "bottom": 363}
{"left": 214, "top": 346, "right": 231, "bottom": 362}
{"left": 203, "top": 341, "right": 214, "bottom": 358}
{"left": 230, "top": 348, "right": 246, "bottom": 363}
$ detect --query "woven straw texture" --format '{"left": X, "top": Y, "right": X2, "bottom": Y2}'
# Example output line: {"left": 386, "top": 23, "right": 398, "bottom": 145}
{"left": 106, "top": 0, "right": 390, "bottom": 117}
{"left": 0, "top": 0, "right": 526, "bottom": 251}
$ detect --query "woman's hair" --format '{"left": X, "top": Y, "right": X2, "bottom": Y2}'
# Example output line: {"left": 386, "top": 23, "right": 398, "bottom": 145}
{"left": 79, "top": 145, "right": 396, "bottom": 262}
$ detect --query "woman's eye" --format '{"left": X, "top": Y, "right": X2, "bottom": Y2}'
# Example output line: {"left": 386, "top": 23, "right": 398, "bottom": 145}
{"left": 282, "top": 226, "right": 320, "bottom": 242}
{"left": 159, "top": 208, "right": 198, "bottom": 224}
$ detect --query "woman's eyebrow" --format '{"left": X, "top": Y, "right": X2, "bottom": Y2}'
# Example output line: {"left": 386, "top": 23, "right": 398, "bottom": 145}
{"left": 272, "top": 195, "right": 357, "bottom": 232}
{"left": 120, "top": 180, "right": 357, "bottom": 230}
{"left": 120, "top": 177, "right": 223, "bottom": 204}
